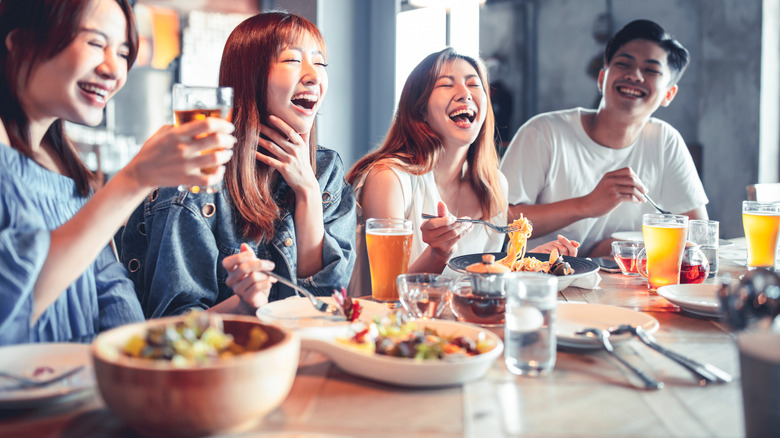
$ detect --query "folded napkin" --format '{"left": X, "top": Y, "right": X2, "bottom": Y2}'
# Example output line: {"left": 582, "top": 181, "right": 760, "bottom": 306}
{"left": 559, "top": 271, "right": 602, "bottom": 290}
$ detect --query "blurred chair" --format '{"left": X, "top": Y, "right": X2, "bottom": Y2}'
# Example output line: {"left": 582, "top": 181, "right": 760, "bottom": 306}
{"left": 746, "top": 183, "right": 780, "bottom": 201}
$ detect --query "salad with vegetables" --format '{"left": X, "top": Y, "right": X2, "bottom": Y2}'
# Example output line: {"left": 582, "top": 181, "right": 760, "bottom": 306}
{"left": 339, "top": 313, "right": 496, "bottom": 361}
{"left": 122, "top": 312, "right": 268, "bottom": 367}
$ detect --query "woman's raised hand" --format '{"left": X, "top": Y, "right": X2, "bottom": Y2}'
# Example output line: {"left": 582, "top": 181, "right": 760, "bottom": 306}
{"left": 255, "top": 115, "right": 319, "bottom": 194}
{"left": 222, "top": 243, "right": 275, "bottom": 309}
{"left": 420, "top": 201, "right": 472, "bottom": 263}
{"left": 124, "top": 117, "right": 236, "bottom": 190}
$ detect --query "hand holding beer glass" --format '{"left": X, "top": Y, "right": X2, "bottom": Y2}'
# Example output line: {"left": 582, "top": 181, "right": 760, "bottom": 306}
{"left": 366, "top": 218, "right": 413, "bottom": 302}
{"left": 172, "top": 84, "right": 234, "bottom": 194}
{"left": 640, "top": 214, "right": 688, "bottom": 291}
{"left": 742, "top": 201, "right": 780, "bottom": 270}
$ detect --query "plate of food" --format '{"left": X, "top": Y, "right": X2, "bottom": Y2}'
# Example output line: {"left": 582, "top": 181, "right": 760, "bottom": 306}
{"left": 448, "top": 252, "right": 599, "bottom": 291}
{"left": 300, "top": 315, "right": 503, "bottom": 387}
{"left": 556, "top": 302, "right": 660, "bottom": 349}
{"left": 256, "top": 296, "right": 390, "bottom": 339}
{"left": 657, "top": 283, "right": 721, "bottom": 318}
{"left": 0, "top": 343, "right": 94, "bottom": 409}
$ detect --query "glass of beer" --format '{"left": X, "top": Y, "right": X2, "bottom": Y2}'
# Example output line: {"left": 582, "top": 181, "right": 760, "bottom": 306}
{"left": 172, "top": 84, "right": 233, "bottom": 194}
{"left": 742, "top": 201, "right": 780, "bottom": 269}
{"left": 641, "top": 213, "right": 688, "bottom": 292}
{"left": 366, "top": 218, "right": 413, "bottom": 302}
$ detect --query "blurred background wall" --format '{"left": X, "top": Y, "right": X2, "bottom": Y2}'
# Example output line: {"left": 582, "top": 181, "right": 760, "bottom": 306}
{"left": 92, "top": 0, "right": 777, "bottom": 238}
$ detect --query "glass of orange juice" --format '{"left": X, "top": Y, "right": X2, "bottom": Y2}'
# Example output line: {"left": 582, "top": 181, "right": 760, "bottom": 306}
{"left": 172, "top": 84, "right": 233, "bottom": 194}
{"left": 742, "top": 201, "right": 780, "bottom": 269}
{"left": 365, "top": 218, "right": 413, "bottom": 302}
{"left": 641, "top": 213, "right": 688, "bottom": 292}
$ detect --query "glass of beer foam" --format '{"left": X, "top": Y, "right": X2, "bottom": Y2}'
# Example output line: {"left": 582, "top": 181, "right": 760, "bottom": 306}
{"left": 172, "top": 84, "right": 233, "bottom": 194}
{"left": 365, "top": 218, "right": 413, "bottom": 302}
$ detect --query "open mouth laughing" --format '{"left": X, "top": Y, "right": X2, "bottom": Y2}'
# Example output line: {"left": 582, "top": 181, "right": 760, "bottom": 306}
{"left": 291, "top": 92, "right": 318, "bottom": 111}
{"left": 617, "top": 86, "right": 647, "bottom": 98}
{"left": 448, "top": 108, "right": 476, "bottom": 127}
{"left": 78, "top": 82, "right": 110, "bottom": 102}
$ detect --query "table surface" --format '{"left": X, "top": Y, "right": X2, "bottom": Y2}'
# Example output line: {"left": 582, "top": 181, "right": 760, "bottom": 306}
{"left": 0, "top": 240, "right": 751, "bottom": 438}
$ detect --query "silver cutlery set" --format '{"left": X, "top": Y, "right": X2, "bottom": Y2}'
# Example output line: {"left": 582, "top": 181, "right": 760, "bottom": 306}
{"left": 577, "top": 324, "right": 731, "bottom": 390}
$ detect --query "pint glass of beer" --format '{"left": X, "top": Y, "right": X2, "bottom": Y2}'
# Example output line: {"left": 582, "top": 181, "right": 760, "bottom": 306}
{"left": 742, "top": 201, "right": 780, "bottom": 269}
{"left": 641, "top": 213, "right": 688, "bottom": 291}
{"left": 172, "top": 84, "right": 233, "bottom": 193}
{"left": 366, "top": 218, "right": 413, "bottom": 302}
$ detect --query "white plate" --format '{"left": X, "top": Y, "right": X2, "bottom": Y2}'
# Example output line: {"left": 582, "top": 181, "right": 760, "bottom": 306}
{"left": 657, "top": 283, "right": 721, "bottom": 318}
{"left": 556, "top": 302, "right": 659, "bottom": 349}
{"left": 301, "top": 319, "right": 503, "bottom": 387}
{"left": 256, "top": 296, "right": 390, "bottom": 340}
{"left": 612, "top": 231, "right": 734, "bottom": 248}
{"left": 0, "top": 343, "right": 94, "bottom": 409}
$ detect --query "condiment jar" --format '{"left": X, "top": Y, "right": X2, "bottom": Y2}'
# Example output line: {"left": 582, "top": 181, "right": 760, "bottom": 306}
{"left": 464, "top": 254, "right": 510, "bottom": 296}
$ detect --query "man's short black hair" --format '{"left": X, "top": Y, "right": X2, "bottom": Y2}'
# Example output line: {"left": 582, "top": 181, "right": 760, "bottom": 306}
{"left": 604, "top": 19, "right": 690, "bottom": 85}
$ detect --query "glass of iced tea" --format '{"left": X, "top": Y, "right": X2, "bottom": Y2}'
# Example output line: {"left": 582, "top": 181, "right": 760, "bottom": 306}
{"left": 641, "top": 213, "right": 688, "bottom": 292}
{"left": 172, "top": 84, "right": 233, "bottom": 194}
{"left": 365, "top": 218, "right": 413, "bottom": 302}
{"left": 742, "top": 201, "right": 780, "bottom": 269}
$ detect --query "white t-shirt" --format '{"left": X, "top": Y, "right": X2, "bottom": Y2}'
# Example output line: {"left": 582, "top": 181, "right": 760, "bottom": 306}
{"left": 499, "top": 107, "right": 708, "bottom": 256}
{"left": 348, "top": 166, "right": 507, "bottom": 297}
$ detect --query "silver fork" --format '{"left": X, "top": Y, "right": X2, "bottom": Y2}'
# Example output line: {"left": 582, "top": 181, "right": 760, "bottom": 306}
{"left": 0, "top": 365, "right": 85, "bottom": 389}
{"left": 421, "top": 213, "right": 520, "bottom": 234}
{"left": 643, "top": 193, "right": 671, "bottom": 215}
{"left": 265, "top": 271, "right": 344, "bottom": 319}
{"left": 610, "top": 324, "right": 732, "bottom": 384}
{"left": 577, "top": 327, "right": 664, "bottom": 390}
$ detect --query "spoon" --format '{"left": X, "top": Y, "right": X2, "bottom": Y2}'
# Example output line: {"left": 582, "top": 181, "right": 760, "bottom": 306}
{"left": 643, "top": 193, "right": 671, "bottom": 215}
{"left": 577, "top": 327, "right": 663, "bottom": 390}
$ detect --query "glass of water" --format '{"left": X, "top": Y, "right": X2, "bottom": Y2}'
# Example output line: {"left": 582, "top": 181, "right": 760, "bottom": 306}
{"left": 688, "top": 219, "right": 719, "bottom": 277}
{"left": 504, "top": 272, "right": 558, "bottom": 376}
{"left": 396, "top": 273, "right": 452, "bottom": 319}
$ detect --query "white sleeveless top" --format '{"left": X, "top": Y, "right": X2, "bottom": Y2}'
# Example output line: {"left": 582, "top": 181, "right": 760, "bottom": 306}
{"left": 348, "top": 166, "right": 507, "bottom": 297}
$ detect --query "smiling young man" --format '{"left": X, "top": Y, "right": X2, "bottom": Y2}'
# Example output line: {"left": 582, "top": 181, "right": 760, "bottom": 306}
{"left": 500, "top": 19, "right": 708, "bottom": 257}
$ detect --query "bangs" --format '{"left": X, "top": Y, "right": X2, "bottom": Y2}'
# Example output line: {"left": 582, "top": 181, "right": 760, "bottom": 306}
{"left": 274, "top": 16, "right": 326, "bottom": 59}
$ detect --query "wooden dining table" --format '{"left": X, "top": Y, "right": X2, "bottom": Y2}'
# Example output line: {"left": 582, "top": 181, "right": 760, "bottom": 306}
{"left": 0, "top": 240, "right": 751, "bottom": 438}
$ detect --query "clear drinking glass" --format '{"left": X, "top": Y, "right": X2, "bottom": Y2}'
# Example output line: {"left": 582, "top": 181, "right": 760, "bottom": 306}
{"left": 172, "top": 84, "right": 233, "bottom": 194}
{"left": 742, "top": 201, "right": 780, "bottom": 270}
{"left": 641, "top": 214, "right": 688, "bottom": 292}
{"left": 611, "top": 240, "right": 644, "bottom": 276}
{"left": 396, "top": 273, "right": 452, "bottom": 319}
{"left": 688, "top": 219, "right": 719, "bottom": 278}
{"left": 365, "top": 218, "right": 413, "bottom": 302}
{"left": 504, "top": 272, "right": 558, "bottom": 376}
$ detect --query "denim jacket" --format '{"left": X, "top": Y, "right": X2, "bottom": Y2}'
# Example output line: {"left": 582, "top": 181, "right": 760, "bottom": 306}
{"left": 120, "top": 147, "right": 356, "bottom": 318}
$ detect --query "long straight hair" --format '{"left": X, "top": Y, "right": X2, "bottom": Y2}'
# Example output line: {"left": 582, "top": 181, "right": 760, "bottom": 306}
{"left": 347, "top": 47, "right": 504, "bottom": 220}
{"left": 218, "top": 12, "right": 324, "bottom": 242}
{"left": 0, "top": 0, "right": 139, "bottom": 196}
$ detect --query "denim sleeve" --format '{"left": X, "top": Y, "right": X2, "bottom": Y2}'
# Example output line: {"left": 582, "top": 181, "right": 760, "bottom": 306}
{"left": 94, "top": 245, "right": 144, "bottom": 330}
{"left": 122, "top": 196, "right": 223, "bottom": 318}
{"left": 298, "top": 151, "right": 357, "bottom": 296}
{"left": 0, "top": 200, "right": 50, "bottom": 344}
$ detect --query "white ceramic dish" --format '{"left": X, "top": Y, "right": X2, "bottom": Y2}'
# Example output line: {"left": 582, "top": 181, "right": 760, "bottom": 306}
{"left": 556, "top": 302, "right": 659, "bottom": 349}
{"left": 301, "top": 319, "right": 503, "bottom": 387}
{"left": 257, "top": 296, "right": 390, "bottom": 340}
{"left": 0, "top": 343, "right": 94, "bottom": 409}
{"left": 611, "top": 231, "right": 734, "bottom": 247}
{"left": 657, "top": 283, "right": 721, "bottom": 318}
